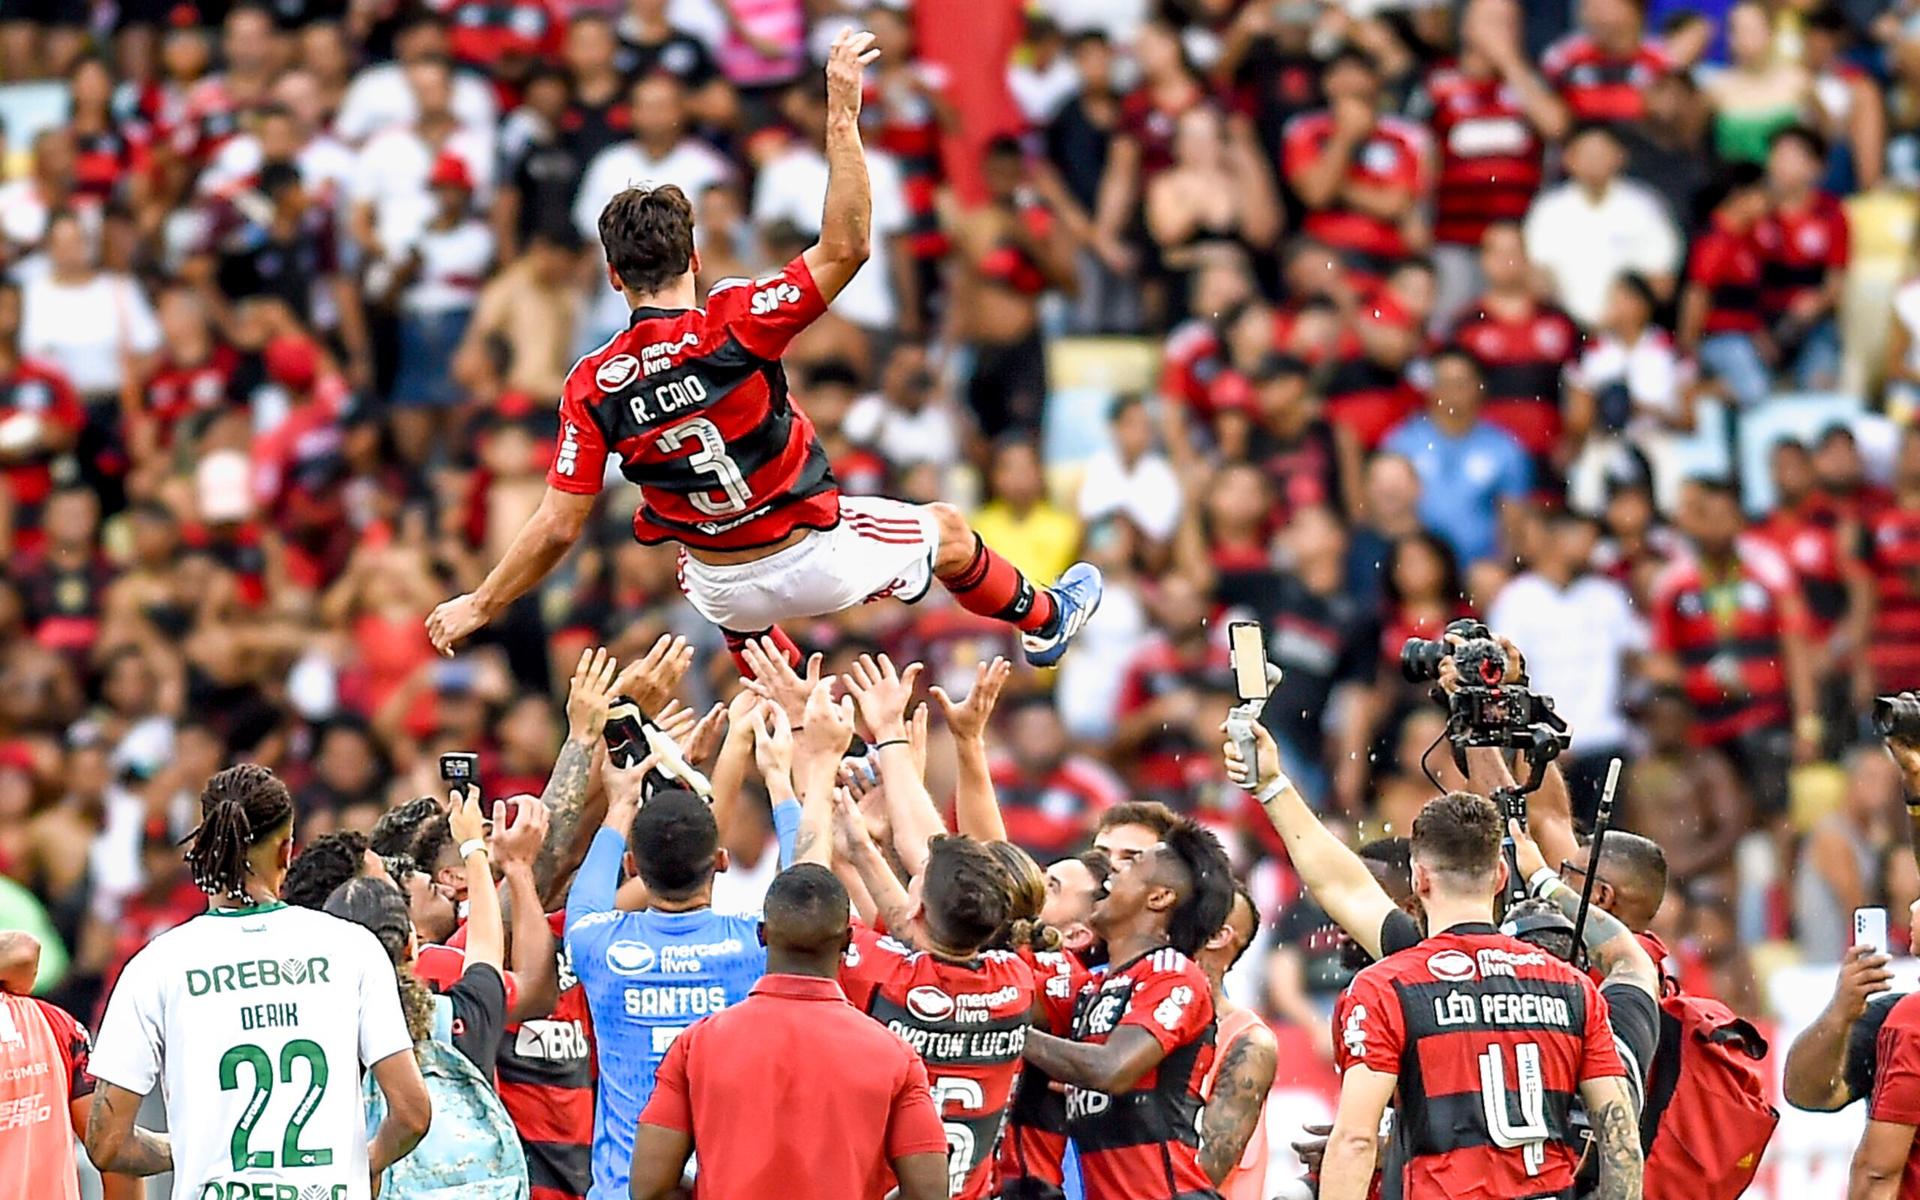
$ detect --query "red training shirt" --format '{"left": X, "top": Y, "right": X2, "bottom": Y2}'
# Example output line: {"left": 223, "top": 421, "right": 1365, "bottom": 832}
{"left": 1869, "top": 990, "right": 1920, "bottom": 1199}
{"left": 640, "top": 973, "right": 950, "bottom": 1200}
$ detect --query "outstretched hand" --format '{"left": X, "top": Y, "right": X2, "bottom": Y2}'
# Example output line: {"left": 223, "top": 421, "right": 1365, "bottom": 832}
{"left": 565, "top": 646, "right": 622, "bottom": 741}
{"left": 601, "top": 751, "right": 662, "bottom": 836}
{"left": 1507, "top": 818, "right": 1548, "bottom": 882}
{"left": 753, "top": 700, "right": 796, "bottom": 783}
{"left": 612, "top": 634, "right": 692, "bottom": 717}
{"left": 844, "top": 653, "right": 923, "bottom": 740}
{"left": 742, "top": 637, "right": 825, "bottom": 726}
{"left": 824, "top": 27, "right": 880, "bottom": 118}
{"left": 930, "top": 656, "right": 1010, "bottom": 742}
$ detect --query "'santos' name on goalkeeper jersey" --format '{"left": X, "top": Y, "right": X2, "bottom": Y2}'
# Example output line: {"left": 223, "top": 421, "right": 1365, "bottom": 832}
{"left": 88, "top": 901, "right": 414, "bottom": 1200}
{"left": 564, "top": 827, "right": 767, "bottom": 1200}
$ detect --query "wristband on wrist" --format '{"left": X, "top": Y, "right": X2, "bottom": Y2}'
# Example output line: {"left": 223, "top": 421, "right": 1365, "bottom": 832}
{"left": 1528, "top": 866, "right": 1564, "bottom": 901}
{"left": 1255, "top": 773, "right": 1293, "bottom": 804}
{"left": 458, "top": 838, "right": 488, "bottom": 861}
{"left": 872, "top": 738, "right": 909, "bottom": 751}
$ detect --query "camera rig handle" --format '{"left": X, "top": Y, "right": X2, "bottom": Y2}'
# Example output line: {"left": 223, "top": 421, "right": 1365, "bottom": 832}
{"left": 1569, "top": 758, "right": 1623, "bottom": 967}
{"left": 1225, "top": 663, "right": 1286, "bottom": 785}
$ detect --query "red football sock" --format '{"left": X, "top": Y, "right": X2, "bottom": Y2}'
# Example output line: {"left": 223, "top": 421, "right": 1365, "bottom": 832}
{"left": 722, "top": 624, "right": 801, "bottom": 679}
{"left": 935, "top": 535, "right": 1059, "bottom": 634}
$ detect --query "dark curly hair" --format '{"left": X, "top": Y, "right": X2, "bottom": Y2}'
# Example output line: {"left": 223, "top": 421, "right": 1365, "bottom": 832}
{"left": 282, "top": 831, "right": 369, "bottom": 910}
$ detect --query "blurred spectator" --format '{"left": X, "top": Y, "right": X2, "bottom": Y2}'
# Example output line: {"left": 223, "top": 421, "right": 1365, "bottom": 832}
{"left": 1077, "top": 396, "right": 1182, "bottom": 545}
{"left": 1757, "top": 126, "right": 1848, "bottom": 391}
{"left": 1621, "top": 687, "right": 1748, "bottom": 889}
{"left": 990, "top": 695, "right": 1127, "bottom": 860}
{"left": 1448, "top": 223, "right": 1582, "bottom": 475}
{"left": 1704, "top": 1, "right": 1811, "bottom": 166}
{"left": 1541, "top": 0, "right": 1673, "bottom": 126}
{"left": 1795, "top": 747, "right": 1904, "bottom": 963}
{"left": 1524, "top": 123, "right": 1681, "bottom": 328}
{"left": 1679, "top": 164, "right": 1773, "bottom": 410}
{"left": 1381, "top": 346, "right": 1530, "bottom": 566}
{"left": 843, "top": 342, "right": 960, "bottom": 471}
{"left": 1564, "top": 273, "right": 1694, "bottom": 514}
{"left": 970, "top": 437, "right": 1080, "bottom": 585}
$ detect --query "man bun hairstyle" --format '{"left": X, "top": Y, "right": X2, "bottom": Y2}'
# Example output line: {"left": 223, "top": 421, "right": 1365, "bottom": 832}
{"left": 599, "top": 184, "right": 695, "bottom": 296}
{"left": 1162, "top": 818, "right": 1235, "bottom": 959}
{"left": 987, "top": 841, "right": 1059, "bottom": 951}
{"left": 629, "top": 787, "right": 720, "bottom": 899}
{"left": 922, "top": 835, "right": 1015, "bottom": 954}
{"left": 1410, "top": 791, "right": 1504, "bottom": 885}
{"left": 183, "top": 763, "right": 294, "bottom": 902}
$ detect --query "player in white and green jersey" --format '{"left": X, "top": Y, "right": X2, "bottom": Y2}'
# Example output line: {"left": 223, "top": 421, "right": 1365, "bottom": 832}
{"left": 84, "top": 763, "right": 433, "bottom": 1200}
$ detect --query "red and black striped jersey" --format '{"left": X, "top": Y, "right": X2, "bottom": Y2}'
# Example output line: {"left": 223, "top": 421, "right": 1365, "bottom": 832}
{"left": 1281, "top": 111, "right": 1431, "bottom": 278}
{"left": 1064, "top": 946, "right": 1217, "bottom": 1200}
{"left": 1541, "top": 34, "right": 1671, "bottom": 125}
{"left": 1749, "top": 494, "right": 1862, "bottom": 638}
{"left": 1687, "top": 216, "right": 1766, "bottom": 336}
{"left": 1449, "top": 298, "right": 1580, "bottom": 457}
{"left": 1648, "top": 540, "right": 1807, "bottom": 745}
{"left": 1862, "top": 503, "right": 1920, "bottom": 692}
{"left": 1334, "top": 924, "right": 1625, "bottom": 1200}
{"left": 497, "top": 912, "right": 596, "bottom": 1200}
{"left": 1421, "top": 65, "right": 1546, "bottom": 248}
{"left": 1273, "top": 295, "right": 1420, "bottom": 450}
{"left": 998, "top": 947, "right": 1094, "bottom": 1200}
{"left": 840, "top": 926, "right": 1037, "bottom": 1200}
{"left": 548, "top": 255, "right": 840, "bottom": 552}
{"left": 1755, "top": 194, "right": 1848, "bottom": 315}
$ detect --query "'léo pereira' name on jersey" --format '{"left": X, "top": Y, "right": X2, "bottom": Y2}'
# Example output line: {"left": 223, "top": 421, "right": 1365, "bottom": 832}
{"left": 1426, "top": 948, "right": 1577, "bottom": 1029}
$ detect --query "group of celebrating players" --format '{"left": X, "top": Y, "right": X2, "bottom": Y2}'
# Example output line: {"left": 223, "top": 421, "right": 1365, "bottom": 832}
{"left": 7, "top": 23, "right": 1915, "bottom": 1200}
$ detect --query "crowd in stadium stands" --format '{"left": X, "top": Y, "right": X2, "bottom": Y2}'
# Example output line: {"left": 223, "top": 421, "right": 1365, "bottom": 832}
{"left": 13, "top": 0, "right": 1920, "bottom": 1180}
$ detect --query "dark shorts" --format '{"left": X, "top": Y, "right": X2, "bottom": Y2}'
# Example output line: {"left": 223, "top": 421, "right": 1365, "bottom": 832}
{"left": 1722, "top": 724, "right": 1793, "bottom": 818}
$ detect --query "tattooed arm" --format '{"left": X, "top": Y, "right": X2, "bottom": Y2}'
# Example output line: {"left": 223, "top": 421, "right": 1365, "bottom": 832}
{"left": 84, "top": 1084, "right": 172, "bottom": 1177}
{"left": 1582, "top": 1076, "right": 1645, "bottom": 1200}
{"left": 1509, "top": 819, "right": 1659, "bottom": 1001}
{"left": 1199, "top": 1019, "right": 1278, "bottom": 1186}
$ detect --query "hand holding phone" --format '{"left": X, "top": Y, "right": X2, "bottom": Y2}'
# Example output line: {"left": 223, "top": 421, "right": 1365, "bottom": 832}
{"left": 1856, "top": 906, "right": 1889, "bottom": 956}
{"left": 1225, "top": 622, "right": 1278, "bottom": 783}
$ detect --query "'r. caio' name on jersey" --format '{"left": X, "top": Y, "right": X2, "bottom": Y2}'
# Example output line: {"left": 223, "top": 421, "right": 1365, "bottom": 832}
{"left": 546, "top": 256, "right": 841, "bottom": 552}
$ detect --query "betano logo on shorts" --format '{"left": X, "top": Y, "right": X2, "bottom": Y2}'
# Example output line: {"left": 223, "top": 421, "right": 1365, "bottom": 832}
{"left": 186, "top": 958, "right": 331, "bottom": 996}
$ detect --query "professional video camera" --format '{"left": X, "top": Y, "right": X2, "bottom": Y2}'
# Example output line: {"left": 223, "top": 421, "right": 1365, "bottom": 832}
{"left": 1873, "top": 692, "right": 1920, "bottom": 740}
{"left": 1401, "top": 618, "right": 1571, "bottom": 767}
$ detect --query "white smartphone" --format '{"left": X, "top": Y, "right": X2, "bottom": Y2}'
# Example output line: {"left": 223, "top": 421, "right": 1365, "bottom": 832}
{"left": 1856, "top": 906, "right": 1889, "bottom": 955}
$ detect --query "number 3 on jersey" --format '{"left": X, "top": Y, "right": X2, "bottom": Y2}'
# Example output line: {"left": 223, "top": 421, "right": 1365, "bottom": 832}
{"left": 219, "top": 1039, "right": 333, "bottom": 1171}
{"left": 656, "top": 417, "right": 752, "bottom": 516}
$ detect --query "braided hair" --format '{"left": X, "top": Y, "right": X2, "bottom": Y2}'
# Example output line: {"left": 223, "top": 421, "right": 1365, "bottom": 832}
{"left": 182, "top": 764, "right": 294, "bottom": 903}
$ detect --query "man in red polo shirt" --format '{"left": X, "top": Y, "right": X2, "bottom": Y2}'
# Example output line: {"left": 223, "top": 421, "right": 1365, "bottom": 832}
{"left": 631, "top": 864, "right": 950, "bottom": 1200}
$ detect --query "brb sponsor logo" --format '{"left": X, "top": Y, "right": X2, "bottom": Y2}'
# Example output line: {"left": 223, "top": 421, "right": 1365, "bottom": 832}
{"left": 1064, "top": 1085, "right": 1111, "bottom": 1122}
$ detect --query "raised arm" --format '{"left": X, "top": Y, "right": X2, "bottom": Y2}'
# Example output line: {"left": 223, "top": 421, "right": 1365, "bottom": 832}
{"left": 1198, "top": 1021, "right": 1279, "bottom": 1186}
{"left": 1224, "top": 719, "right": 1399, "bottom": 959}
{"left": 427, "top": 486, "right": 595, "bottom": 655}
{"left": 802, "top": 29, "right": 880, "bottom": 300}
{"left": 490, "top": 798, "right": 559, "bottom": 1022}
{"left": 1509, "top": 819, "right": 1657, "bottom": 1000}
{"left": 845, "top": 654, "right": 945, "bottom": 875}
{"left": 789, "top": 682, "right": 855, "bottom": 867}
{"left": 1785, "top": 945, "right": 1892, "bottom": 1111}
{"left": 448, "top": 788, "right": 504, "bottom": 973}
{"left": 1321, "top": 1065, "right": 1399, "bottom": 1200}
{"left": 933, "top": 656, "right": 1012, "bottom": 843}
{"left": 833, "top": 786, "right": 915, "bottom": 934}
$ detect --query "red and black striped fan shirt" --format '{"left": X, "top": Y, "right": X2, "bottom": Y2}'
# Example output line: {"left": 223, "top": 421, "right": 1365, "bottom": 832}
{"left": 997, "top": 947, "right": 1094, "bottom": 1200}
{"left": 1334, "top": 925, "right": 1625, "bottom": 1200}
{"left": 548, "top": 255, "right": 841, "bottom": 552}
{"left": 1648, "top": 540, "right": 1808, "bottom": 746}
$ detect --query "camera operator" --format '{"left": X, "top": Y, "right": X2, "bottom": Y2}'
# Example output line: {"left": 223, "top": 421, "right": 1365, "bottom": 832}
{"left": 1451, "top": 630, "right": 1777, "bottom": 1200}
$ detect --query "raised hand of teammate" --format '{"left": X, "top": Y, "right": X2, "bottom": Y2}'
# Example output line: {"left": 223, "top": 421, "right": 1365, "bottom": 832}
{"left": 612, "top": 634, "right": 693, "bottom": 719}
{"left": 824, "top": 27, "right": 881, "bottom": 120}
{"left": 1832, "top": 943, "right": 1895, "bottom": 1022}
{"left": 565, "top": 646, "right": 622, "bottom": 741}
{"left": 742, "top": 636, "right": 826, "bottom": 726}
{"left": 426, "top": 591, "right": 491, "bottom": 658}
{"left": 830, "top": 784, "right": 878, "bottom": 862}
{"left": 930, "top": 655, "right": 1010, "bottom": 744}
{"left": 795, "top": 678, "right": 857, "bottom": 792}
{"left": 843, "top": 653, "right": 923, "bottom": 740}
{"left": 601, "top": 750, "right": 662, "bottom": 837}
{"left": 753, "top": 700, "right": 796, "bottom": 792}
{"left": 489, "top": 796, "right": 548, "bottom": 868}
{"left": 654, "top": 699, "right": 700, "bottom": 748}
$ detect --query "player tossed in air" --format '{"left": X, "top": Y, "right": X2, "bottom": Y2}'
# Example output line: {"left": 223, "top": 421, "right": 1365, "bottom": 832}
{"left": 426, "top": 29, "right": 1101, "bottom": 675}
